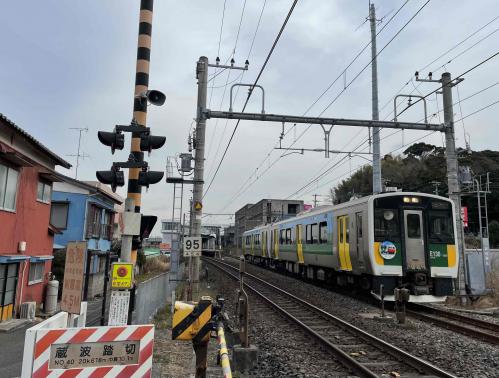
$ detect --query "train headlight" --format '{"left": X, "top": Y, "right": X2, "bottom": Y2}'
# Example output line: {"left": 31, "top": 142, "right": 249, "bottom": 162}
{"left": 403, "top": 196, "right": 420, "bottom": 203}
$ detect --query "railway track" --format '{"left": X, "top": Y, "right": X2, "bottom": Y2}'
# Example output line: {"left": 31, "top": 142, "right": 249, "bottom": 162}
{"left": 205, "top": 257, "right": 455, "bottom": 378}
{"left": 407, "top": 304, "right": 499, "bottom": 345}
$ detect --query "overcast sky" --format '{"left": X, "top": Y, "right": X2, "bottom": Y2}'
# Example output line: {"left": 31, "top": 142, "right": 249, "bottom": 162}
{"left": 1, "top": 0, "right": 498, "bottom": 234}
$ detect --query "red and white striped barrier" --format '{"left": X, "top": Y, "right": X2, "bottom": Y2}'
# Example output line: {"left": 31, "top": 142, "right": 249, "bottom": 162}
{"left": 29, "top": 324, "right": 154, "bottom": 378}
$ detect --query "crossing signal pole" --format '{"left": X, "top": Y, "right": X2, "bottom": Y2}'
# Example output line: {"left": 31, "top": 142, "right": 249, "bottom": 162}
{"left": 95, "top": 0, "right": 166, "bottom": 324}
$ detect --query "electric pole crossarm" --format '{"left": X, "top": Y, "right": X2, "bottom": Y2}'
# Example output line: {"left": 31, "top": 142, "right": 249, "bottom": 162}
{"left": 204, "top": 110, "right": 445, "bottom": 131}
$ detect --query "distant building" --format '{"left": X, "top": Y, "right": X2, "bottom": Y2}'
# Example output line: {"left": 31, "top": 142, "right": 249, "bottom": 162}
{"left": 234, "top": 199, "right": 304, "bottom": 248}
{"left": 51, "top": 177, "right": 123, "bottom": 298}
{"left": 223, "top": 225, "right": 236, "bottom": 249}
{"left": 0, "top": 113, "right": 71, "bottom": 321}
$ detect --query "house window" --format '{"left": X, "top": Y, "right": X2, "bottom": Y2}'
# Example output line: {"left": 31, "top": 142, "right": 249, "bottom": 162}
{"left": 28, "top": 262, "right": 45, "bottom": 284}
{"left": 86, "top": 204, "right": 101, "bottom": 238}
{"left": 101, "top": 211, "right": 113, "bottom": 240}
{"left": 0, "top": 163, "right": 19, "bottom": 211}
{"left": 37, "top": 181, "right": 52, "bottom": 203}
{"left": 50, "top": 202, "right": 69, "bottom": 229}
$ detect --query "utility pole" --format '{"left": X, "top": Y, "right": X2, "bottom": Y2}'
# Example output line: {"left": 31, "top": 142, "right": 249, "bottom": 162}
{"left": 431, "top": 181, "right": 441, "bottom": 195}
{"left": 312, "top": 194, "right": 319, "bottom": 207}
{"left": 191, "top": 56, "right": 208, "bottom": 303}
{"left": 370, "top": 2, "right": 382, "bottom": 194}
{"left": 441, "top": 72, "right": 467, "bottom": 303}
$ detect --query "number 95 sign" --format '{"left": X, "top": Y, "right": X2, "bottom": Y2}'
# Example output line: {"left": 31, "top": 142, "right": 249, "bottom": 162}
{"left": 183, "top": 237, "right": 202, "bottom": 257}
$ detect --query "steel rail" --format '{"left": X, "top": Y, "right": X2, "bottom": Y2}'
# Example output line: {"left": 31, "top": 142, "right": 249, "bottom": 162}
{"left": 205, "top": 257, "right": 456, "bottom": 378}
{"left": 407, "top": 305, "right": 499, "bottom": 345}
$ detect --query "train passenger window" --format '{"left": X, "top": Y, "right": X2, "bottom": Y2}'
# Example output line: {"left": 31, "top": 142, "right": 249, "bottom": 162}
{"left": 339, "top": 219, "right": 343, "bottom": 243}
{"left": 356, "top": 213, "right": 363, "bottom": 238}
{"left": 374, "top": 209, "right": 400, "bottom": 240}
{"left": 345, "top": 217, "right": 349, "bottom": 243}
{"left": 279, "top": 230, "right": 284, "bottom": 244}
{"left": 429, "top": 211, "right": 454, "bottom": 243}
{"left": 311, "top": 223, "right": 319, "bottom": 244}
{"left": 305, "top": 225, "right": 310, "bottom": 244}
{"left": 286, "top": 228, "right": 292, "bottom": 244}
{"left": 407, "top": 214, "right": 421, "bottom": 238}
{"left": 319, "top": 222, "right": 327, "bottom": 243}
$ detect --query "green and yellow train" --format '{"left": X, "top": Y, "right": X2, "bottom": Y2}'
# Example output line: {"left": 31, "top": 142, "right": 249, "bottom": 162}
{"left": 243, "top": 192, "right": 458, "bottom": 302}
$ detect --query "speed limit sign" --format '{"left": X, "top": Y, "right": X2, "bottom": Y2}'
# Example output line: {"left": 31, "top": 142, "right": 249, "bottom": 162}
{"left": 184, "top": 237, "right": 202, "bottom": 257}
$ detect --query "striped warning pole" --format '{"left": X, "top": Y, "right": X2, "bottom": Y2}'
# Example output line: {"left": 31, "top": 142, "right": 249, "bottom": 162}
{"left": 127, "top": 0, "right": 154, "bottom": 264}
{"left": 217, "top": 322, "right": 232, "bottom": 378}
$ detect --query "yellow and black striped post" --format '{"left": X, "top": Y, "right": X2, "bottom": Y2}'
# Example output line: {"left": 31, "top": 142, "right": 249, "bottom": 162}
{"left": 128, "top": 0, "right": 154, "bottom": 264}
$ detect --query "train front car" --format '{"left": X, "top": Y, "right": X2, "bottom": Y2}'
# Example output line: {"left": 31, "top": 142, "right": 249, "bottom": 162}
{"left": 368, "top": 192, "right": 458, "bottom": 302}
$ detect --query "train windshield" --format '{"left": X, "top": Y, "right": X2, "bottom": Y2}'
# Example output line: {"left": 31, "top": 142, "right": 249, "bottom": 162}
{"left": 374, "top": 208, "right": 400, "bottom": 240}
{"left": 429, "top": 210, "right": 454, "bottom": 243}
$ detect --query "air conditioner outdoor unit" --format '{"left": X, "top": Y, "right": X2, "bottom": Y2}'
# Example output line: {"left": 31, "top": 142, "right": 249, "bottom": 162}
{"left": 19, "top": 301, "right": 36, "bottom": 320}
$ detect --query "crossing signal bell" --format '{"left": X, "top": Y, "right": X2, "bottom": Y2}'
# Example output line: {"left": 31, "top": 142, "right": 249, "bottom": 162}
{"left": 98, "top": 131, "right": 124, "bottom": 154}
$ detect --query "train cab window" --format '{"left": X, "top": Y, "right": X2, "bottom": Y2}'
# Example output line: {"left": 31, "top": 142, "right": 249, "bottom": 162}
{"left": 374, "top": 209, "right": 400, "bottom": 241}
{"left": 319, "top": 222, "right": 327, "bottom": 243}
{"left": 429, "top": 211, "right": 454, "bottom": 243}
{"left": 407, "top": 214, "right": 421, "bottom": 238}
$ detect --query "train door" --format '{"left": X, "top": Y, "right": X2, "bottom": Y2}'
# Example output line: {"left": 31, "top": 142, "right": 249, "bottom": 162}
{"left": 337, "top": 216, "right": 352, "bottom": 271}
{"left": 355, "top": 212, "right": 364, "bottom": 269}
{"left": 403, "top": 210, "right": 426, "bottom": 270}
{"left": 273, "top": 229, "right": 279, "bottom": 259}
{"left": 261, "top": 231, "right": 266, "bottom": 257}
{"left": 296, "top": 225, "right": 304, "bottom": 264}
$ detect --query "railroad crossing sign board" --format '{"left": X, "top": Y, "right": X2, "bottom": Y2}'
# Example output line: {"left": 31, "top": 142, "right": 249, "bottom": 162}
{"left": 194, "top": 201, "right": 202, "bottom": 211}
{"left": 111, "top": 262, "right": 134, "bottom": 289}
{"left": 61, "top": 241, "right": 86, "bottom": 314}
{"left": 183, "top": 237, "right": 201, "bottom": 257}
{"left": 27, "top": 324, "right": 154, "bottom": 377}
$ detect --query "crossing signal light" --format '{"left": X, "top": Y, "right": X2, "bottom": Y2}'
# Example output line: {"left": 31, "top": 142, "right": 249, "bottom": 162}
{"left": 140, "top": 133, "right": 166, "bottom": 153}
{"left": 96, "top": 167, "right": 124, "bottom": 192}
{"left": 98, "top": 131, "right": 125, "bottom": 154}
{"left": 138, "top": 170, "right": 164, "bottom": 188}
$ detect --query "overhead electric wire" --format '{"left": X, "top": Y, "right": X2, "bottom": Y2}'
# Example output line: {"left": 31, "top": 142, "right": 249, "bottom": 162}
{"left": 214, "top": 0, "right": 412, "bottom": 210}
{"left": 455, "top": 98, "right": 499, "bottom": 122}
{"left": 203, "top": 0, "right": 300, "bottom": 199}
{"left": 395, "top": 50, "right": 499, "bottom": 119}
{"left": 380, "top": 14, "right": 499, "bottom": 119}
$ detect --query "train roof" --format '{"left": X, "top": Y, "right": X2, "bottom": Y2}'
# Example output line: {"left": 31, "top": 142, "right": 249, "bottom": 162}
{"left": 242, "top": 192, "right": 453, "bottom": 234}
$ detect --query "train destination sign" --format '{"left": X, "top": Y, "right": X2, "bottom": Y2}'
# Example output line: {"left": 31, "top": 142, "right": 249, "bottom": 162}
{"left": 48, "top": 340, "right": 140, "bottom": 369}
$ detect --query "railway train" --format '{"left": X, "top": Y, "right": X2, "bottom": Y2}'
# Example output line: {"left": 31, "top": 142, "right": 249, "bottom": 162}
{"left": 243, "top": 192, "right": 458, "bottom": 303}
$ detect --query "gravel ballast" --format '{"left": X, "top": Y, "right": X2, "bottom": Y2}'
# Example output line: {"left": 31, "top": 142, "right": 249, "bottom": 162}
{"left": 214, "top": 257, "right": 499, "bottom": 378}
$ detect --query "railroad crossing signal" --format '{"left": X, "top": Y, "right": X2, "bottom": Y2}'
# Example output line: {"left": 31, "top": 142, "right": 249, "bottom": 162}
{"left": 97, "top": 131, "right": 125, "bottom": 154}
{"left": 96, "top": 165, "right": 124, "bottom": 192}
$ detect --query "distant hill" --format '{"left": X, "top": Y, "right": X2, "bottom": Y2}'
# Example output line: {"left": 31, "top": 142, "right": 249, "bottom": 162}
{"left": 331, "top": 143, "right": 499, "bottom": 245}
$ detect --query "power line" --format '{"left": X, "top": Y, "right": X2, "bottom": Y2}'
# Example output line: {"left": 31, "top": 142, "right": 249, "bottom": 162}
{"left": 455, "top": 98, "right": 499, "bottom": 122}
{"left": 395, "top": 50, "right": 499, "bottom": 119}
{"left": 206, "top": 0, "right": 266, "bottom": 170}
{"left": 380, "top": 15, "right": 499, "bottom": 120}
{"left": 213, "top": 0, "right": 412, "bottom": 210}
{"left": 203, "top": 0, "right": 300, "bottom": 199}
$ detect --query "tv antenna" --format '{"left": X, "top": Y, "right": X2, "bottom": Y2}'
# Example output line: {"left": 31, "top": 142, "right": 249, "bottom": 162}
{"left": 67, "top": 127, "right": 89, "bottom": 179}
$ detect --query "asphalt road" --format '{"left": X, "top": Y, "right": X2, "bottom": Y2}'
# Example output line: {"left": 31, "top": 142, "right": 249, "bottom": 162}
{"left": 0, "top": 297, "right": 108, "bottom": 377}
{"left": 0, "top": 323, "right": 32, "bottom": 378}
